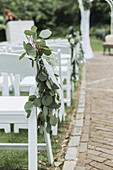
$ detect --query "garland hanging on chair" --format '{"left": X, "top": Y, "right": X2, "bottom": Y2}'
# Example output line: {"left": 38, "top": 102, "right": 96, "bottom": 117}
{"left": 19, "top": 26, "right": 61, "bottom": 134}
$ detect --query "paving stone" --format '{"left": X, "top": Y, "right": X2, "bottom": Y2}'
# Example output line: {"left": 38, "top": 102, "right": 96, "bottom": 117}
{"left": 75, "top": 119, "right": 84, "bottom": 127}
{"left": 96, "top": 147, "right": 113, "bottom": 155}
{"left": 88, "top": 145, "right": 96, "bottom": 150}
{"left": 85, "top": 114, "right": 90, "bottom": 120}
{"left": 76, "top": 114, "right": 84, "bottom": 120}
{"left": 78, "top": 103, "right": 85, "bottom": 108}
{"left": 79, "top": 143, "right": 87, "bottom": 153}
{"left": 95, "top": 127, "right": 112, "bottom": 132}
{"left": 76, "top": 166, "right": 85, "bottom": 170}
{"left": 85, "top": 164, "right": 92, "bottom": 170}
{"left": 65, "top": 147, "right": 78, "bottom": 160}
{"left": 80, "top": 91, "right": 85, "bottom": 95}
{"left": 81, "top": 134, "right": 89, "bottom": 142}
{"left": 84, "top": 119, "right": 90, "bottom": 126}
{"left": 62, "top": 161, "right": 76, "bottom": 170}
{"left": 82, "top": 126, "right": 89, "bottom": 133}
{"left": 90, "top": 161, "right": 113, "bottom": 170}
{"left": 68, "top": 136, "right": 80, "bottom": 147}
{"left": 77, "top": 153, "right": 86, "bottom": 166}
{"left": 85, "top": 159, "right": 92, "bottom": 164}
{"left": 77, "top": 108, "right": 85, "bottom": 114}
{"left": 104, "top": 160, "right": 113, "bottom": 167}
{"left": 87, "top": 149, "right": 101, "bottom": 156}
{"left": 72, "top": 127, "right": 82, "bottom": 136}
{"left": 87, "top": 154, "right": 107, "bottom": 162}
{"left": 100, "top": 153, "right": 113, "bottom": 160}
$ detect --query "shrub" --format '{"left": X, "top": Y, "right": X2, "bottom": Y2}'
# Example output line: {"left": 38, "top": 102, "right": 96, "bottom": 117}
{"left": 95, "top": 29, "right": 106, "bottom": 41}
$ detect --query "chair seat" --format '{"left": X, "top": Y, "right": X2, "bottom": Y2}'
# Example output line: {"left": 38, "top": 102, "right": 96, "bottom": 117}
{"left": 103, "top": 42, "right": 113, "bottom": 46}
{"left": 61, "top": 54, "right": 70, "bottom": 59}
{"left": 0, "top": 96, "right": 28, "bottom": 112}
{"left": 20, "top": 76, "right": 36, "bottom": 92}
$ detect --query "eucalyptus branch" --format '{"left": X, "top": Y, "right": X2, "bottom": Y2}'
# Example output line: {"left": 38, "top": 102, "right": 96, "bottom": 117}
{"left": 19, "top": 26, "right": 61, "bottom": 134}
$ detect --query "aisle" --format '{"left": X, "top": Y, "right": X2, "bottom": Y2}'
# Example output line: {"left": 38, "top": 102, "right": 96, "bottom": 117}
{"left": 76, "top": 52, "right": 113, "bottom": 170}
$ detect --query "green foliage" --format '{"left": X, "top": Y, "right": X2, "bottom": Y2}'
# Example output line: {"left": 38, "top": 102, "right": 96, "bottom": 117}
{"left": 82, "top": 0, "right": 92, "bottom": 10}
{"left": 91, "top": 0, "right": 110, "bottom": 26}
{"left": 90, "top": 36, "right": 103, "bottom": 52}
{"left": 66, "top": 31, "right": 84, "bottom": 82}
{"left": 20, "top": 26, "right": 61, "bottom": 133}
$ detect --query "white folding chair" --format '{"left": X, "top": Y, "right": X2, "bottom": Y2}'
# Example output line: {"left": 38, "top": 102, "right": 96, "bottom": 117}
{"left": 49, "top": 45, "right": 71, "bottom": 106}
{"left": 0, "top": 52, "right": 53, "bottom": 169}
{"left": 6, "top": 20, "right": 34, "bottom": 43}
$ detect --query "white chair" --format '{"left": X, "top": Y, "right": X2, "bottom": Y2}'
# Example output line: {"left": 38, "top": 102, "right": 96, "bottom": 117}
{"left": 49, "top": 45, "right": 71, "bottom": 106}
{"left": 6, "top": 20, "right": 34, "bottom": 43}
{"left": 0, "top": 52, "right": 53, "bottom": 169}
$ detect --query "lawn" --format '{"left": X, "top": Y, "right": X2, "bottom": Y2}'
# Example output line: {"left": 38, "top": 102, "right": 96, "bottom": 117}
{"left": 90, "top": 36, "right": 103, "bottom": 52}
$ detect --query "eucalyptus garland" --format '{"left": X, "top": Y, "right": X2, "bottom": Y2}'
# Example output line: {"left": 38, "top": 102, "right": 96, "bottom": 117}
{"left": 66, "top": 31, "right": 83, "bottom": 82}
{"left": 19, "top": 26, "right": 61, "bottom": 134}
{"left": 82, "top": 0, "right": 92, "bottom": 10}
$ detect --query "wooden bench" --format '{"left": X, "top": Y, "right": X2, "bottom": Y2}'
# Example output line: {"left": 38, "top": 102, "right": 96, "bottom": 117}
{"left": 103, "top": 34, "right": 113, "bottom": 54}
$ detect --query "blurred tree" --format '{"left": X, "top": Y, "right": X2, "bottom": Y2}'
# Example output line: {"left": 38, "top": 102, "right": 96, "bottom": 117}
{"left": 91, "top": 0, "right": 110, "bottom": 26}
{"left": 0, "top": 0, "right": 111, "bottom": 36}
{"left": 54, "top": 0, "right": 79, "bottom": 27}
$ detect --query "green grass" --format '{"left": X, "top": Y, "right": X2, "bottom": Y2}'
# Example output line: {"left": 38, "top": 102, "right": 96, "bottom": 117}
{"left": 90, "top": 36, "right": 103, "bottom": 52}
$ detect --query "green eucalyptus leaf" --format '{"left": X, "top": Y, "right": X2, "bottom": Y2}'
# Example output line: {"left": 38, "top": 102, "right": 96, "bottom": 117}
{"left": 40, "top": 125, "right": 44, "bottom": 134}
{"left": 49, "top": 90, "right": 54, "bottom": 96}
{"left": 40, "top": 114, "right": 45, "bottom": 122}
{"left": 32, "top": 60, "right": 34, "bottom": 67}
{"left": 41, "top": 39, "right": 46, "bottom": 46}
{"left": 43, "top": 106, "right": 48, "bottom": 121}
{"left": 34, "top": 97, "right": 42, "bottom": 107}
{"left": 42, "top": 95, "right": 53, "bottom": 106}
{"left": 29, "top": 95, "right": 36, "bottom": 101}
{"left": 19, "top": 52, "right": 26, "bottom": 60}
{"left": 39, "top": 82, "right": 45, "bottom": 92}
{"left": 39, "top": 29, "right": 52, "bottom": 39}
{"left": 54, "top": 162, "right": 63, "bottom": 167}
{"left": 55, "top": 73, "right": 59, "bottom": 77}
{"left": 39, "top": 71, "right": 47, "bottom": 81}
{"left": 49, "top": 102, "right": 61, "bottom": 109}
{"left": 46, "top": 123, "right": 51, "bottom": 133}
{"left": 53, "top": 83, "right": 59, "bottom": 90}
{"left": 31, "top": 26, "right": 37, "bottom": 32}
{"left": 46, "top": 80, "right": 51, "bottom": 89}
{"left": 24, "top": 30, "right": 34, "bottom": 36}
{"left": 23, "top": 41, "right": 26, "bottom": 50}
{"left": 26, "top": 43, "right": 36, "bottom": 57}
{"left": 42, "top": 48, "right": 52, "bottom": 56}
{"left": 50, "top": 116, "right": 57, "bottom": 126}
{"left": 24, "top": 101, "right": 33, "bottom": 111}
{"left": 32, "top": 32, "right": 37, "bottom": 42}
{"left": 26, "top": 110, "right": 31, "bottom": 118}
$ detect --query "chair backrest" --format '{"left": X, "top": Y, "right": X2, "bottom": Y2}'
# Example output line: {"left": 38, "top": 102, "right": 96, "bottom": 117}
{"left": 6, "top": 20, "right": 34, "bottom": 43}
{"left": 0, "top": 52, "right": 36, "bottom": 76}
{"left": 49, "top": 45, "right": 71, "bottom": 55}
{"left": 105, "top": 34, "right": 113, "bottom": 43}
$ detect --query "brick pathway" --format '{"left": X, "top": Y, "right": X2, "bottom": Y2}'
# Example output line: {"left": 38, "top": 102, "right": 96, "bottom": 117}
{"left": 76, "top": 52, "right": 113, "bottom": 170}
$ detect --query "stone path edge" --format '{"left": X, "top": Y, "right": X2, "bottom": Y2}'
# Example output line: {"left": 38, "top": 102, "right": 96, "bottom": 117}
{"left": 62, "top": 64, "right": 86, "bottom": 170}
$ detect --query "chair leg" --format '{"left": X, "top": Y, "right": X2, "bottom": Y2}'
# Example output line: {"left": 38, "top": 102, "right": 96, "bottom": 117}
{"left": 28, "top": 107, "right": 37, "bottom": 170}
{"left": 103, "top": 47, "right": 106, "bottom": 55}
{"left": 52, "top": 109, "right": 58, "bottom": 136}
{"left": 109, "top": 48, "right": 111, "bottom": 55}
{"left": 0, "top": 124, "right": 11, "bottom": 133}
{"left": 44, "top": 125, "right": 54, "bottom": 165}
